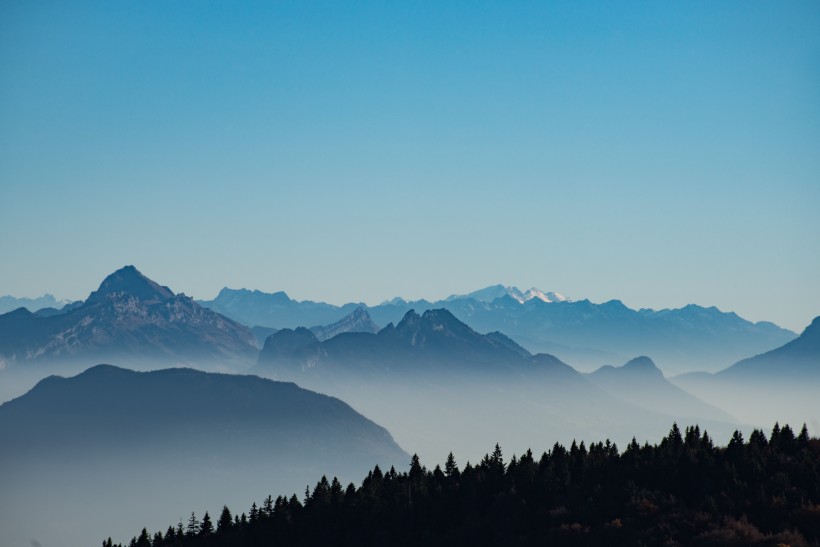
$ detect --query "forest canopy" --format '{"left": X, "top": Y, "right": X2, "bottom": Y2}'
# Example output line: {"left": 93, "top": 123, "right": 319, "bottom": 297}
{"left": 107, "top": 423, "right": 820, "bottom": 547}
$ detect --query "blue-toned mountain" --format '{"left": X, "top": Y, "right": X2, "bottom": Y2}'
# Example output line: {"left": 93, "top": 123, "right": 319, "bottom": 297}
{"left": 0, "top": 364, "right": 407, "bottom": 547}
{"left": 0, "top": 266, "right": 258, "bottom": 370}
{"left": 202, "top": 285, "right": 795, "bottom": 374}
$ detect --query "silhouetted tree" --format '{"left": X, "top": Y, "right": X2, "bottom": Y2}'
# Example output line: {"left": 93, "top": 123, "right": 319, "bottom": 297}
{"left": 111, "top": 423, "right": 820, "bottom": 547}
{"left": 445, "top": 451, "right": 459, "bottom": 478}
{"left": 200, "top": 511, "right": 213, "bottom": 535}
{"left": 217, "top": 505, "right": 232, "bottom": 532}
{"left": 186, "top": 512, "right": 199, "bottom": 537}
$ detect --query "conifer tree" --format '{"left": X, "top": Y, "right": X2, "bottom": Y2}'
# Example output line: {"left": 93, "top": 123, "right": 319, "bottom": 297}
{"left": 445, "top": 451, "right": 459, "bottom": 478}
{"left": 186, "top": 512, "right": 199, "bottom": 537}
{"left": 262, "top": 495, "right": 274, "bottom": 517}
{"left": 218, "top": 505, "right": 233, "bottom": 532}
{"left": 200, "top": 511, "right": 214, "bottom": 535}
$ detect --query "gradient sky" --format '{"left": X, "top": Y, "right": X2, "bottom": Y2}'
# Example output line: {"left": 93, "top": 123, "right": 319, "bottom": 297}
{"left": 1, "top": 1, "right": 818, "bottom": 332}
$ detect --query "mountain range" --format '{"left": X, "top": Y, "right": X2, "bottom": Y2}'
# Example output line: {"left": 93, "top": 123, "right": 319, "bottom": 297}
{"left": 0, "top": 293, "right": 75, "bottom": 315}
{"left": 0, "top": 364, "right": 407, "bottom": 547}
{"left": 0, "top": 265, "right": 258, "bottom": 371}
{"left": 200, "top": 285, "right": 795, "bottom": 374}
{"left": 256, "top": 306, "right": 742, "bottom": 463}
{"left": 2, "top": 265, "right": 816, "bottom": 445}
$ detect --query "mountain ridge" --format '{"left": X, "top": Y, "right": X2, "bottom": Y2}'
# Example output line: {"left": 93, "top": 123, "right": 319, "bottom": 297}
{"left": 204, "top": 285, "right": 795, "bottom": 374}
{"left": 0, "top": 266, "right": 258, "bottom": 370}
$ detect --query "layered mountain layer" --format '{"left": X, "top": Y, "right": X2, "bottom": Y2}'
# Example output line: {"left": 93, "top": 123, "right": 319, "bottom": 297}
{"left": 0, "top": 364, "right": 407, "bottom": 547}
{"left": 0, "top": 266, "right": 258, "bottom": 370}
{"left": 203, "top": 286, "right": 795, "bottom": 374}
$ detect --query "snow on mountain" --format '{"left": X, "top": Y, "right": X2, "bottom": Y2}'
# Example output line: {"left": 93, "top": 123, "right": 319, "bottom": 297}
{"left": 448, "top": 284, "right": 570, "bottom": 304}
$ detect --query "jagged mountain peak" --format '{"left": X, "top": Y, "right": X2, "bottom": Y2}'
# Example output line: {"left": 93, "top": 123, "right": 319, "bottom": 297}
{"left": 86, "top": 265, "right": 174, "bottom": 304}
{"left": 448, "top": 284, "right": 570, "bottom": 304}
{"left": 394, "top": 308, "right": 474, "bottom": 335}
{"left": 310, "top": 306, "right": 379, "bottom": 342}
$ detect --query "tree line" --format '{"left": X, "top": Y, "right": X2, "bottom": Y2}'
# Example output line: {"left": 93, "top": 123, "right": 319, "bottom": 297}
{"left": 105, "top": 422, "right": 820, "bottom": 546}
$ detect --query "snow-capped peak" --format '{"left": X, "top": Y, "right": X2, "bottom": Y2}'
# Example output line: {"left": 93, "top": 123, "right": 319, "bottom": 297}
{"left": 451, "top": 285, "right": 570, "bottom": 304}
{"left": 519, "top": 288, "right": 569, "bottom": 304}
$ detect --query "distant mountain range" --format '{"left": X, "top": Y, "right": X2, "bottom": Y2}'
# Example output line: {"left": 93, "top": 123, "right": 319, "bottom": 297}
{"left": 0, "top": 293, "right": 76, "bottom": 315}
{"left": 256, "top": 307, "right": 741, "bottom": 462}
{"left": 257, "top": 308, "right": 550, "bottom": 381}
{"left": 0, "top": 266, "right": 258, "bottom": 370}
{"left": 201, "top": 285, "right": 796, "bottom": 374}
{"left": 0, "top": 364, "right": 407, "bottom": 547}
{"left": 0, "top": 267, "right": 804, "bottom": 379}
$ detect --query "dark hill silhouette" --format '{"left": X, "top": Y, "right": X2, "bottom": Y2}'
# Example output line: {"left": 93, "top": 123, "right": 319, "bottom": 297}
{"left": 0, "top": 266, "right": 258, "bottom": 370}
{"left": 0, "top": 364, "right": 406, "bottom": 463}
{"left": 0, "top": 364, "right": 407, "bottom": 547}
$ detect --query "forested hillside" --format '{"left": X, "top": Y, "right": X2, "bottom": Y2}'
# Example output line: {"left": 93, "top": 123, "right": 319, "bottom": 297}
{"left": 108, "top": 423, "right": 820, "bottom": 547}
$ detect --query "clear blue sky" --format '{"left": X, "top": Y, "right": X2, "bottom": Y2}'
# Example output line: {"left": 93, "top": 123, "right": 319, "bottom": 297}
{"left": 1, "top": 1, "right": 818, "bottom": 331}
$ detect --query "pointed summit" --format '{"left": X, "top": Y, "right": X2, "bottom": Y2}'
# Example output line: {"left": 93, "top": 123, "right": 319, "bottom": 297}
{"left": 86, "top": 266, "right": 174, "bottom": 305}
{"left": 310, "top": 307, "right": 380, "bottom": 342}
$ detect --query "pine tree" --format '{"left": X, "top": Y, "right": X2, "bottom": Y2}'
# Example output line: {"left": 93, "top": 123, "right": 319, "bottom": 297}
{"left": 218, "top": 505, "right": 233, "bottom": 532}
{"left": 200, "top": 511, "right": 214, "bottom": 535}
{"left": 262, "top": 495, "right": 274, "bottom": 518}
{"left": 135, "top": 528, "right": 150, "bottom": 547}
{"left": 487, "top": 443, "right": 505, "bottom": 476}
{"left": 249, "top": 502, "right": 259, "bottom": 523}
{"left": 409, "top": 454, "right": 423, "bottom": 479}
{"left": 798, "top": 423, "right": 810, "bottom": 446}
{"left": 330, "top": 476, "right": 344, "bottom": 505}
{"left": 186, "top": 512, "right": 200, "bottom": 537}
{"left": 445, "top": 451, "right": 459, "bottom": 478}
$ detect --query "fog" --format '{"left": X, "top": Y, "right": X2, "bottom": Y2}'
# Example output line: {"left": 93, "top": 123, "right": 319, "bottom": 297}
{"left": 1, "top": 356, "right": 815, "bottom": 547}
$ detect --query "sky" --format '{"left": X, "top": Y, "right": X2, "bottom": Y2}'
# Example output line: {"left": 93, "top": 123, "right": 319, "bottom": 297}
{"left": 1, "top": 1, "right": 818, "bottom": 332}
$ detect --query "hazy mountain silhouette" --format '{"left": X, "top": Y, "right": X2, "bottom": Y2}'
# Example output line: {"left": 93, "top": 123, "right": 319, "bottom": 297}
{"left": 202, "top": 285, "right": 795, "bottom": 374}
{"left": 258, "top": 308, "right": 548, "bottom": 381}
{"left": 671, "top": 316, "right": 820, "bottom": 430}
{"left": 0, "top": 266, "right": 258, "bottom": 370}
{"left": 0, "top": 363, "right": 406, "bottom": 464}
{"left": 310, "top": 306, "right": 380, "bottom": 341}
{"left": 199, "top": 287, "right": 364, "bottom": 329}
{"left": 588, "top": 356, "right": 734, "bottom": 422}
{"left": 716, "top": 315, "right": 820, "bottom": 380}
{"left": 0, "top": 293, "right": 75, "bottom": 315}
{"left": 0, "top": 364, "right": 407, "bottom": 547}
{"left": 256, "top": 308, "right": 740, "bottom": 464}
